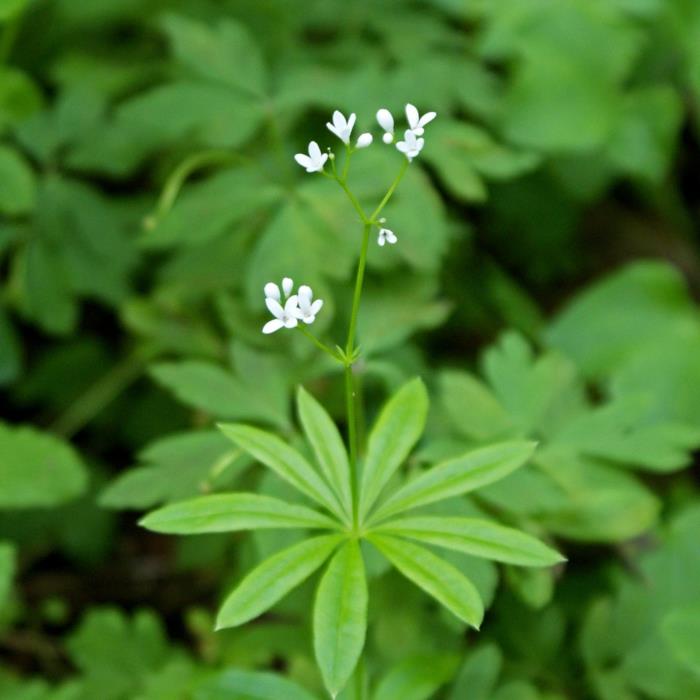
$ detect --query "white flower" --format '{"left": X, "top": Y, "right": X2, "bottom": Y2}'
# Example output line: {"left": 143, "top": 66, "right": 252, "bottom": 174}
{"left": 376, "top": 108, "right": 394, "bottom": 144}
{"left": 294, "top": 141, "right": 328, "bottom": 173}
{"left": 356, "top": 132, "right": 373, "bottom": 149}
{"left": 396, "top": 129, "right": 424, "bottom": 161}
{"left": 263, "top": 295, "right": 300, "bottom": 334}
{"left": 405, "top": 104, "right": 436, "bottom": 136}
{"left": 294, "top": 285, "right": 324, "bottom": 324}
{"left": 264, "top": 277, "right": 294, "bottom": 302}
{"left": 377, "top": 228, "right": 397, "bottom": 246}
{"left": 326, "top": 110, "right": 356, "bottom": 145}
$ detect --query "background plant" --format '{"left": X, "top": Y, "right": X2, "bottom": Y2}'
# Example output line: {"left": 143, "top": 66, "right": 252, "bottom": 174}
{"left": 2, "top": 0, "right": 700, "bottom": 698}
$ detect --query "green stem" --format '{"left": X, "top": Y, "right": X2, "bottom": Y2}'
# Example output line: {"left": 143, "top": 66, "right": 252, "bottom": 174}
{"left": 296, "top": 325, "right": 340, "bottom": 361}
{"left": 145, "top": 150, "right": 246, "bottom": 229}
{"left": 345, "top": 223, "right": 372, "bottom": 356}
{"left": 49, "top": 348, "right": 153, "bottom": 438}
{"left": 370, "top": 159, "right": 409, "bottom": 221}
{"left": 337, "top": 178, "right": 369, "bottom": 224}
{"left": 345, "top": 363, "right": 359, "bottom": 526}
{"left": 344, "top": 222, "right": 371, "bottom": 526}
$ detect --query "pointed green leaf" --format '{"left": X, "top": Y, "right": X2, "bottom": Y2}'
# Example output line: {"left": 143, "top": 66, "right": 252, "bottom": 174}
{"left": 195, "top": 669, "right": 319, "bottom": 700}
{"left": 369, "top": 534, "right": 483, "bottom": 629}
{"left": 297, "top": 386, "right": 353, "bottom": 521}
{"left": 359, "top": 378, "right": 428, "bottom": 521}
{"left": 140, "top": 493, "right": 339, "bottom": 534}
{"left": 314, "top": 541, "right": 367, "bottom": 697}
{"left": 219, "top": 423, "right": 346, "bottom": 522}
{"left": 216, "top": 534, "right": 343, "bottom": 629}
{"left": 369, "top": 441, "right": 536, "bottom": 524}
{"left": 374, "top": 654, "right": 459, "bottom": 700}
{"left": 374, "top": 516, "right": 564, "bottom": 567}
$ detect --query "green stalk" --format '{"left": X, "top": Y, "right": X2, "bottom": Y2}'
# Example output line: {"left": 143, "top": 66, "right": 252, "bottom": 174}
{"left": 370, "top": 159, "right": 409, "bottom": 221}
{"left": 296, "top": 325, "right": 341, "bottom": 361}
{"left": 145, "top": 149, "right": 246, "bottom": 229}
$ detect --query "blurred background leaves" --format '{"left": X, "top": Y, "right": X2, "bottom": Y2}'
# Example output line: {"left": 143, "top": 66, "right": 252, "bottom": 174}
{"left": 2, "top": 0, "right": 700, "bottom": 697}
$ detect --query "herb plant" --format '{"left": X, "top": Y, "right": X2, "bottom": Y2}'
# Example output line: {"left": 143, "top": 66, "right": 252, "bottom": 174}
{"left": 140, "top": 107, "right": 563, "bottom": 696}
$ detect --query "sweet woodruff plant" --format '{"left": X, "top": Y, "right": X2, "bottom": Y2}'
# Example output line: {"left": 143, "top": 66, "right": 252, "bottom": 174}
{"left": 140, "top": 104, "right": 565, "bottom": 698}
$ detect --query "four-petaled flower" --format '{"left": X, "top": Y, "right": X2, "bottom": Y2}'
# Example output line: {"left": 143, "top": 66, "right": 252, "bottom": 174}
{"left": 396, "top": 129, "right": 424, "bottom": 161}
{"left": 376, "top": 108, "right": 395, "bottom": 143}
{"left": 405, "top": 103, "right": 436, "bottom": 136}
{"left": 378, "top": 228, "right": 397, "bottom": 246}
{"left": 326, "top": 110, "right": 356, "bottom": 145}
{"left": 296, "top": 285, "right": 324, "bottom": 324}
{"left": 294, "top": 141, "right": 328, "bottom": 173}
{"left": 263, "top": 295, "right": 300, "bottom": 334}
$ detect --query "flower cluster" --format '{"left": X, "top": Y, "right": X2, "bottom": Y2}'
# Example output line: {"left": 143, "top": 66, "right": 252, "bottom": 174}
{"left": 293, "top": 103, "right": 436, "bottom": 250}
{"left": 295, "top": 103, "right": 436, "bottom": 170}
{"left": 262, "top": 278, "right": 324, "bottom": 334}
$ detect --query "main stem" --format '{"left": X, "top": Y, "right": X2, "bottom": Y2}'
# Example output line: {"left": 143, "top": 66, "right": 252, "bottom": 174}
{"left": 345, "top": 222, "right": 371, "bottom": 526}
{"left": 337, "top": 161, "right": 409, "bottom": 528}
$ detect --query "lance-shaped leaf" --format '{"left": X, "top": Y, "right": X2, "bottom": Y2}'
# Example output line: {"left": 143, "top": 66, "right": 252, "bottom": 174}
{"left": 195, "top": 669, "right": 320, "bottom": 700}
{"left": 216, "top": 534, "right": 343, "bottom": 630}
{"left": 219, "top": 423, "right": 346, "bottom": 522}
{"left": 373, "top": 516, "right": 564, "bottom": 567}
{"left": 369, "top": 534, "right": 483, "bottom": 629}
{"left": 139, "top": 492, "right": 339, "bottom": 534}
{"left": 359, "top": 378, "right": 428, "bottom": 521}
{"left": 368, "top": 441, "right": 536, "bottom": 524}
{"left": 314, "top": 541, "right": 367, "bottom": 697}
{"left": 297, "top": 386, "right": 353, "bottom": 521}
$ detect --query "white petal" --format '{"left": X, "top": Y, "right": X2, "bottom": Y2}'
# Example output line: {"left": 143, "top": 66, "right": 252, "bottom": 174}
{"left": 387, "top": 231, "right": 397, "bottom": 243}
{"left": 284, "top": 294, "right": 299, "bottom": 313}
{"left": 265, "top": 297, "right": 284, "bottom": 318}
{"left": 264, "top": 282, "right": 280, "bottom": 301}
{"left": 318, "top": 153, "right": 329, "bottom": 167}
{"left": 405, "top": 103, "right": 419, "bottom": 129}
{"left": 262, "top": 319, "right": 284, "bottom": 334}
{"left": 356, "top": 132, "right": 373, "bottom": 148}
{"left": 282, "top": 277, "right": 293, "bottom": 297}
{"left": 298, "top": 285, "right": 313, "bottom": 303}
{"left": 295, "top": 154, "right": 312, "bottom": 169}
{"left": 376, "top": 108, "right": 394, "bottom": 133}
{"left": 378, "top": 235, "right": 386, "bottom": 246}
{"left": 382, "top": 132, "right": 394, "bottom": 144}
{"left": 396, "top": 141, "right": 409, "bottom": 154}
{"left": 308, "top": 141, "right": 322, "bottom": 159}
{"left": 326, "top": 122, "right": 340, "bottom": 139}
{"left": 332, "top": 110, "right": 345, "bottom": 129}
{"left": 283, "top": 316, "right": 298, "bottom": 328}
{"left": 347, "top": 113, "right": 356, "bottom": 133}
{"left": 310, "top": 299, "right": 323, "bottom": 315}
{"left": 419, "top": 111, "right": 437, "bottom": 127}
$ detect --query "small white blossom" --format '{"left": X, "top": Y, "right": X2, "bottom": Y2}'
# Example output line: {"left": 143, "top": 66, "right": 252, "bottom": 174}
{"left": 405, "top": 104, "right": 436, "bottom": 136}
{"left": 264, "top": 277, "right": 294, "bottom": 302}
{"left": 326, "top": 110, "right": 356, "bottom": 145}
{"left": 356, "top": 132, "right": 373, "bottom": 149}
{"left": 377, "top": 228, "right": 397, "bottom": 246}
{"left": 294, "top": 285, "right": 324, "bottom": 324}
{"left": 294, "top": 141, "right": 328, "bottom": 173}
{"left": 396, "top": 129, "right": 424, "bottom": 161}
{"left": 263, "top": 295, "right": 300, "bottom": 334}
{"left": 376, "top": 108, "right": 395, "bottom": 144}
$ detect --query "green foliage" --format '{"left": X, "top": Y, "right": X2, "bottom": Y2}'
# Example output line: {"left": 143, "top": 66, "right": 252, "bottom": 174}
{"left": 0, "top": 423, "right": 87, "bottom": 508}
{"left": 142, "top": 380, "right": 558, "bottom": 695}
{"left": 3, "top": 0, "right": 700, "bottom": 698}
